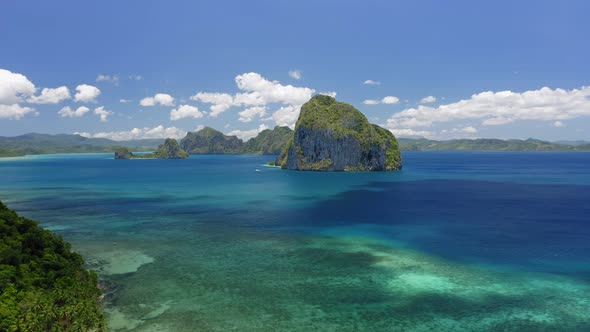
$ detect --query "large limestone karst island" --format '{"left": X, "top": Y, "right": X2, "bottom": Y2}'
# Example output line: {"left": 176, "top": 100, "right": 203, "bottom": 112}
{"left": 115, "top": 138, "right": 189, "bottom": 159}
{"left": 179, "top": 126, "right": 293, "bottom": 155}
{"left": 274, "top": 95, "right": 402, "bottom": 171}
{"left": 180, "top": 127, "right": 243, "bottom": 154}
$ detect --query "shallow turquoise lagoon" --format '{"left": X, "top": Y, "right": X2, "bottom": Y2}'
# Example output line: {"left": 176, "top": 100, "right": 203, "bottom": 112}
{"left": 1, "top": 152, "right": 590, "bottom": 331}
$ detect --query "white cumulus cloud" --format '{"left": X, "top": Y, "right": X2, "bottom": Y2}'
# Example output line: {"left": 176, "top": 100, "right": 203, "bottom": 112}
{"left": 27, "top": 86, "right": 71, "bottom": 104}
{"left": 553, "top": 121, "right": 565, "bottom": 128}
{"left": 382, "top": 96, "right": 400, "bottom": 104}
{"left": 461, "top": 126, "right": 478, "bottom": 134}
{"left": 363, "top": 96, "right": 399, "bottom": 105}
{"left": 190, "top": 92, "right": 234, "bottom": 117}
{"left": 94, "top": 106, "right": 113, "bottom": 122}
{"left": 74, "top": 84, "right": 101, "bottom": 103}
{"left": 239, "top": 106, "right": 267, "bottom": 123}
{"left": 288, "top": 70, "right": 302, "bottom": 80}
{"left": 234, "top": 72, "right": 314, "bottom": 106}
{"left": 227, "top": 124, "right": 269, "bottom": 141}
{"left": 140, "top": 93, "right": 175, "bottom": 106}
{"left": 77, "top": 125, "right": 187, "bottom": 141}
{"left": 363, "top": 99, "right": 380, "bottom": 105}
{"left": 0, "top": 104, "right": 36, "bottom": 120}
{"left": 389, "top": 128, "right": 433, "bottom": 138}
{"left": 363, "top": 80, "right": 381, "bottom": 86}
{"left": 271, "top": 105, "right": 300, "bottom": 128}
{"left": 318, "top": 91, "right": 337, "bottom": 98}
{"left": 0, "top": 68, "right": 36, "bottom": 104}
{"left": 386, "top": 86, "right": 590, "bottom": 130}
{"left": 191, "top": 72, "right": 314, "bottom": 125}
{"left": 0, "top": 69, "right": 37, "bottom": 119}
{"left": 441, "top": 126, "right": 478, "bottom": 134}
{"left": 170, "top": 105, "right": 204, "bottom": 121}
{"left": 96, "top": 74, "right": 119, "bottom": 85}
{"left": 58, "top": 106, "right": 90, "bottom": 118}
{"left": 420, "top": 95, "right": 437, "bottom": 104}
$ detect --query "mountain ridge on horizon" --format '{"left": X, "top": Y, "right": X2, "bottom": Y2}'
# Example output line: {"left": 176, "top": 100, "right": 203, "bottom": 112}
{"left": 4, "top": 130, "right": 589, "bottom": 144}
{"left": 2, "top": 128, "right": 590, "bottom": 158}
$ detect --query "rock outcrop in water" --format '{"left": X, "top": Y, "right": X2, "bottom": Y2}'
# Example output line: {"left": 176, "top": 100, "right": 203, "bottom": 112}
{"left": 114, "top": 147, "right": 134, "bottom": 159}
{"left": 180, "top": 127, "right": 243, "bottom": 154}
{"left": 115, "top": 138, "right": 189, "bottom": 159}
{"left": 275, "top": 95, "right": 402, "bottom": 171}
{"left": 150, "top": 138, "right": 189, "bottom": 159}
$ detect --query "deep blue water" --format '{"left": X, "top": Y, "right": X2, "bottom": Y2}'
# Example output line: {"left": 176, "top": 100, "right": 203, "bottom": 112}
{"left": 1, "top": 151, "right": 590, "bottom": 331}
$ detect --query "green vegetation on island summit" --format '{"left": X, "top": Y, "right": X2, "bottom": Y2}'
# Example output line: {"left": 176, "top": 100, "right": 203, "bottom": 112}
{"left": 0, "top": 201, "right": 105, "bottom": 331}
{"left": 241, "top": 126, "right": 293, "bottom": 155}
{"left": 180, "top": 127, "right": 243, "bottom": 154}
{"left": 275, "top": 95, "right": 402, "bottom": 171}
{"left": 115, "top": 138, "right": 189, "bottom": 159}
{"left": 114, "top": 147, "right": 134, "bottom": 159}
{"left": 178, "top": 126, "right": 294, "bottom": 155}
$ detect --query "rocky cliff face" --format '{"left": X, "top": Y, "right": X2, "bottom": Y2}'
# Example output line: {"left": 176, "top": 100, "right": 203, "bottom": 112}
{"left": 180, "top": 127, "right": 243, "bottom": 154}
{"left": 242, "top": 126, "right": 293, "bottom": 155}
{"left": 276, "top": 95, "right": 402, "bottom": 171}
{"left": 152, "top": 138, "right": 189, "bottom": 159}
{"left": 114, "top": 147, "right": 134, "bottom": 159}
{"left": 114, "top": 138, "right": 188, "bottom": 159}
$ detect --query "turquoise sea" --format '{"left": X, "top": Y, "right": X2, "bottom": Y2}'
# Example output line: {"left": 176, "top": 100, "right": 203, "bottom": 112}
{"left": 1, "top": 151, "right": 590, "bottom": 331}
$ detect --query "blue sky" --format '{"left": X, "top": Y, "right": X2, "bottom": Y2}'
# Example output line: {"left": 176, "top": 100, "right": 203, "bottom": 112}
{"left": 1, "top": 0, "right": 589, "bottom": 141}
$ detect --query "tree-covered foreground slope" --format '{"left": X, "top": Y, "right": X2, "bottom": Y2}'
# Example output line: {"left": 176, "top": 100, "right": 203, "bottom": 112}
{"left": 0, "top": 201, "right": 105, "bottom": 332}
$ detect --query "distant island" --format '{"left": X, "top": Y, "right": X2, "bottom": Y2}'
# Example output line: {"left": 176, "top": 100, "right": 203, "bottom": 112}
{"left": 273, "top": 95, "right": 402, "bottom": 171}
{"left": 115, "top": 138, "right": 189, "bottom": 159}
{"left": 179, "top": 126, "right": 293, "bottom": 154}
{"left": 180, "top": 127, "right": 244, "bottom": 154}
{"left": 397, "top": 138, "right": 590, "bottom": 151}
{"left": 2, "top": 127, "right": 590, "bottom": 159}
{"left": 0, "top": 126, "right": 293, "bottom": 158}
{"left": 0, "top": 133, "right": 163, "bottom": 158}
{"left": 0, "top": 201, "right": 105, "bottom": 331}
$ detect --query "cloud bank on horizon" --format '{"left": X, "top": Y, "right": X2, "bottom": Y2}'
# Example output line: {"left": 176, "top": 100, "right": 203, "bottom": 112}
{"left": 385, "top": 86, "right": 590, "bottom": 138}
{"left": 1, "top": 67, "right": 590, "bottom": 141}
